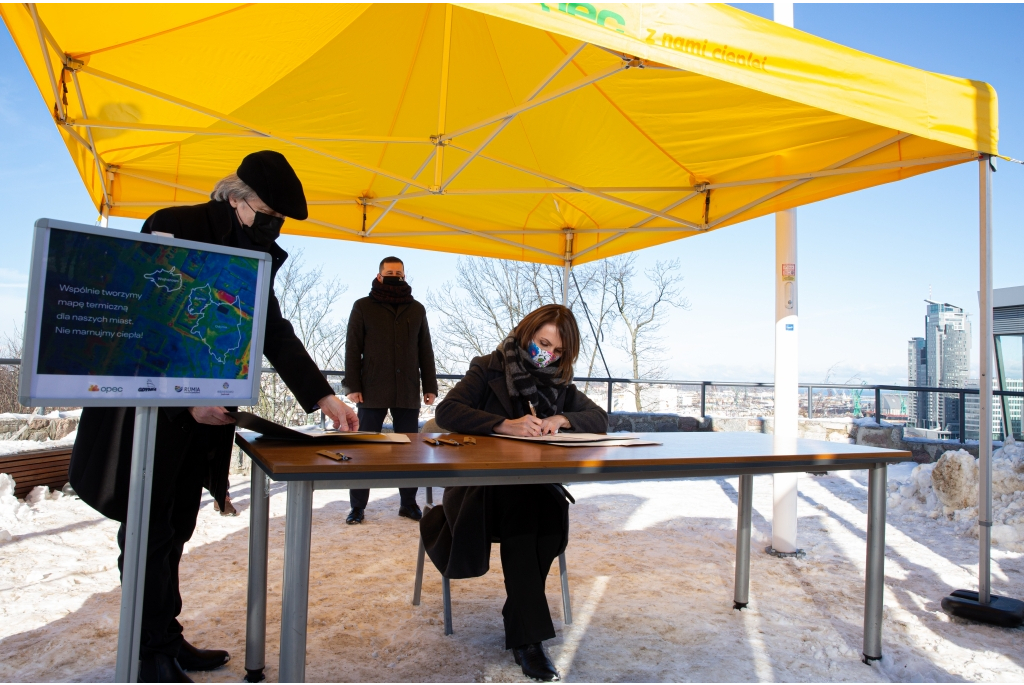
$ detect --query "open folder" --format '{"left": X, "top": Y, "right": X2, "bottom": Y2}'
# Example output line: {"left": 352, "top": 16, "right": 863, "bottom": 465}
{"left": 490, "top": 432, "right": 661, "bottom": 447}
{"left": 227, "top": 411, "right": 411, "bottom": 443}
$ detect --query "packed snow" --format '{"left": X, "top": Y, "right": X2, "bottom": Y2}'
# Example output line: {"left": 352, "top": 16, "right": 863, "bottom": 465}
{"left": 0, "top": 461, "right": 1022, "bottom": 682}
{"left": 888, "top": 437, "right": 1024, "bottom": 550}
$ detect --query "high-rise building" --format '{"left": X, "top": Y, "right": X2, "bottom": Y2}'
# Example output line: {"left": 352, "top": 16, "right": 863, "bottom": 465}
{"left": 907, "top": 337, "right": 927, "bottom": 427}
{"left": 907, "top": 301, "right": 971, "bottom": 433}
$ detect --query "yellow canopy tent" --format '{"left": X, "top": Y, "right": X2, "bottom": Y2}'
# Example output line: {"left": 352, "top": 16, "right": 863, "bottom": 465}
{"left": 0, "top": 2, "right": 997, "bottom": 268}
{"left": 2, "top": 3, "right": 1012, "bottom": 676}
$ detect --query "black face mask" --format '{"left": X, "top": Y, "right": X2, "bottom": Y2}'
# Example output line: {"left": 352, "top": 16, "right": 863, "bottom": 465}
{"left": 241, "top": 201, "right": 284, "bottom": 246}
{"left": 381, "top": 276, "right": 405, "bottom": 285}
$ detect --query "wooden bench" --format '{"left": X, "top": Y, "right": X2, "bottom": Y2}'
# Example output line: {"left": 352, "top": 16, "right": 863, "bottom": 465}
{"left": 0, "top": 447, "right": 72, "bottom": 499}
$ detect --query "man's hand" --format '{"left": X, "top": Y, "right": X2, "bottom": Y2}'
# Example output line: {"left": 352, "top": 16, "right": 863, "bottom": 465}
{"left": 346, "top": 392, "right": 363, "bottom": 404}
{"left": 189, "top": 406, "right": 235, "bottom": 426}
{"left": 539, "top": 415, "right": 570, "bottom": 435}
{"left": 495, "top": 415, "right": 544, "bottom": 437}
{"left": 424, "top": 393, "right": 437, "bottom": 406}
{"left": 320, "top": 394, "right": 359, "bottom": 431}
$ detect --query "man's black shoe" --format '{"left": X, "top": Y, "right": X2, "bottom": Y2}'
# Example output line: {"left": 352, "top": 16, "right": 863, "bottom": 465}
{"left": 398, "top": 503, "right": 422, "bottom": 521}
{"left": 346, "top": 508, "right": 365, "bottom": 524}
{"left": 177, "top": 639, "right": 230, "bottom": 671}
{"left": 511, "top": 643, "right": 559, "bottom": 681}
{"left": 138, "top": 653, "right": 193, "bottom": 683}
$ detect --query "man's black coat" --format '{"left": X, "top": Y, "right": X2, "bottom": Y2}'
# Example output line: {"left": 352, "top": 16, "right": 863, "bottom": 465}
{"left": 68, "top": 200, "right": 334, "bottom": 521}
{"left": 343, "top": 296, "right": 438, "bottom": 409}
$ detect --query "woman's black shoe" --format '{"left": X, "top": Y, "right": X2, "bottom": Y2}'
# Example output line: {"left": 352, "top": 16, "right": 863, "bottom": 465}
{"left": 138, "top": 653, "right": 193, "bottom": 683}
{"left": 346, "top": 508, "right": 364, "bottom": 524}
{"left": 176, "top": 638, "right": 230, "bottom": 671}
{"left": 511, "top": 643, "right": 559, "bottom": 681}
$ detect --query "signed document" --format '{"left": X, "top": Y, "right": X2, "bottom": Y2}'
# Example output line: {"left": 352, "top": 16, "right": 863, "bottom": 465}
{"left": 228, "top": 411, "right": 411, "bottom": 443}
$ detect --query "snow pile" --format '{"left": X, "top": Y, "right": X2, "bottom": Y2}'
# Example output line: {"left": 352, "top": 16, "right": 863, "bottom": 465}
{"left": 0, "top": 473, "right": 30, "bottom": 539}
{"left": 888, "top": 438, "right": 1024, "bottom": 549}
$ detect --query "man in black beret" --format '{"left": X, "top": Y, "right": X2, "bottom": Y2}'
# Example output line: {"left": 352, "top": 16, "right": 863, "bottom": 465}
{"left": 70, "top": 150, "right": 357, "bottom": 682}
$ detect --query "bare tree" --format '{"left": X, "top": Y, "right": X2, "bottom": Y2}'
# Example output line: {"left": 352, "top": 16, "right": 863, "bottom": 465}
{"left": 608, "top": 256, "right": 689, "bottom": 411}
{"left": 0, "top": 326, "right": 29, "bottom": 414}
{"left": 249, "top": 250, "right": 348, "bottom": 426}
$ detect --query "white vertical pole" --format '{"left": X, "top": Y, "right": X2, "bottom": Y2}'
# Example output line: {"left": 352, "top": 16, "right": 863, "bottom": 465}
{"left": 100, "top": 205, "right": 109, "bottom": 228}
{"left": 978, "top": 155, "right": 993, "bottom": 604}
{"left": 562, "top": 261, "right": 571, "bottom": 306}
{"left": 772, "top": 2, "right": 799, "bottom": 555}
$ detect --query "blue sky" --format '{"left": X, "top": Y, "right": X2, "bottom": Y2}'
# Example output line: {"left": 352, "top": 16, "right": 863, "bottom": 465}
{"left": 1, "top": 4, "right": 1021, "bottom": 383}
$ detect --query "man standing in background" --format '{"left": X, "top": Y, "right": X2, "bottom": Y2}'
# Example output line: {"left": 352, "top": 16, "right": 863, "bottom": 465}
{"left": 344, "top": 256, "right": 438, "bottom": 524}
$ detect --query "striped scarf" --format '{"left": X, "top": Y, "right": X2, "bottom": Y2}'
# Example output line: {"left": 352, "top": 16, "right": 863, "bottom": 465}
{"left": 500, "top": 335, "right": 566, "bottom": 418}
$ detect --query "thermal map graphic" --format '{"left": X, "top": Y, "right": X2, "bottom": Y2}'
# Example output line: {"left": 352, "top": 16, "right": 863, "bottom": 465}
{"left": 36, "top": 229, "right": 259, "bottom": 379}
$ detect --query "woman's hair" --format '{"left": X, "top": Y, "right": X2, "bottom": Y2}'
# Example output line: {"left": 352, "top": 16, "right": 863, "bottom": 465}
{"left": 510, "top": 304, "right": 581, "bottom": 382}
{"left": 211, "top": 173, "right": 259, "bottom": 203}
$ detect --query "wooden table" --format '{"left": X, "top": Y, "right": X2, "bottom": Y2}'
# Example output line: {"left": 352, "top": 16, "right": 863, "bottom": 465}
{"left": 236, "top": 431, "right": 912, "bottom": 683}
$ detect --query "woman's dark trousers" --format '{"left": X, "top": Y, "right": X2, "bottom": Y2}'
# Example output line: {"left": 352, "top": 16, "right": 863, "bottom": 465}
{"left": 116, "top": 411, "right": 205, "bottom": 660}
{"left": 492, "top": 484, "right": 564, "bottom": 649}
{"left": 348, "top": 406, "right": 419, "bottom": 508}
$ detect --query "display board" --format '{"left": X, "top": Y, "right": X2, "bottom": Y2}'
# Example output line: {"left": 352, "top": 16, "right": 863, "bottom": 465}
{"left": 19, "top": 218, "right": 272, "bottom": 407}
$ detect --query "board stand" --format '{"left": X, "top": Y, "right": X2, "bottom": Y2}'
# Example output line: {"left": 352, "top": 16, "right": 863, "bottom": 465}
{"left": 114, "top": 406, "right": 159, "bottom": 683}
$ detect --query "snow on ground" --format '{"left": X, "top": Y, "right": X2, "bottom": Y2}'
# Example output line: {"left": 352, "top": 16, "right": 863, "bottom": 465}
{"left": 1, "top": 465, "right": 1022, "bottom": 682}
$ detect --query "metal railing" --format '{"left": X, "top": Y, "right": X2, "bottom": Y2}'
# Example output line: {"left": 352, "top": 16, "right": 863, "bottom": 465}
{"left": 5, "top": 358, "right": 1022, "bottom": 444}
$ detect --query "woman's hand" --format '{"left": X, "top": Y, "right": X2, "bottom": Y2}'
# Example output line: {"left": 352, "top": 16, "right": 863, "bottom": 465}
{"left": 538, "top": 415, "right": 570, "bottom": 435}
{"left": 495, "top": 415, "right": 544, "bottom": 437}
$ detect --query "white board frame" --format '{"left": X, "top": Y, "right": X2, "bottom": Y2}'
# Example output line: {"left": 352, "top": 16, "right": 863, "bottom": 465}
{"left": 19, "top": 218, "right": 273, "bottom": 407}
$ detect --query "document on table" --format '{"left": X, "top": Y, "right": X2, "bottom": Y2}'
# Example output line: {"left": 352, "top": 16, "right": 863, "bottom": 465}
{"left": 490, "top": 432, "right": 661, "bottom": 447}
{"left": 228, "top": 411, "right": 411, "bottom": 443}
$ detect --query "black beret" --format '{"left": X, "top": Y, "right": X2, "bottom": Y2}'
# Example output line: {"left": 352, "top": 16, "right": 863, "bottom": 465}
{"left": 236, "top": 150, "right": 308, "bottom": 220}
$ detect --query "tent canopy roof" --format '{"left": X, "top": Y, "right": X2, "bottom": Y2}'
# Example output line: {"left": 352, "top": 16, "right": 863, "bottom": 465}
{"left": 2, "top": 3, "right": 998, "bottom": 265}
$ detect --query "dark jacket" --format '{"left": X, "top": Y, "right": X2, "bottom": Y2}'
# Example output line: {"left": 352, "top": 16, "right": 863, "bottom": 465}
{"left": 421, "top": 352, "right": 607, "bottom": 578}
{"left": 69, "top": 200, "right": 335, "bottom": 521}
{"left": 343, "top": 296, "right": 438, "bottom": 409}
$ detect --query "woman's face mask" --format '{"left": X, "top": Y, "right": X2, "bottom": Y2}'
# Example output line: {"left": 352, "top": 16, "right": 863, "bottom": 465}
{"left": 527, "top": 340, "right": 560, "bottom": 368}
{"left": 241, "top": 200, "right": 284, "bottom": 245}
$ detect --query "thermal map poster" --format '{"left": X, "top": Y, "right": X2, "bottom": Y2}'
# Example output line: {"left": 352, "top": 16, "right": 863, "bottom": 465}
{"left": 21, "top": 220, "right": 271, "bottom": 406}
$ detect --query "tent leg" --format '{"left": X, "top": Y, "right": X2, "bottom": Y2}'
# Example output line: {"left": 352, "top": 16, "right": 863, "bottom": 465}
{"left": 561, "top": 261, "right": 571, "bottom": 306}
{"left": 769, "top": 208, "right": 802, "bottom": 558}
{"left": 100, "top": 205, "right": 109, "bottom": 228}
{"left": 940, "top": 154, "right": 1024, "bottom": 628}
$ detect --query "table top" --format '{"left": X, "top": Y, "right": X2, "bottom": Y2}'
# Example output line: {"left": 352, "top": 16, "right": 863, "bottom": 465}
{"left": 236, "top": 431, "right": 912, "bottom": 481}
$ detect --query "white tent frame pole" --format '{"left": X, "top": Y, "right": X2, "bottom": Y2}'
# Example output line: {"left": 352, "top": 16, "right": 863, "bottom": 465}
{"left": 709, "top": 149, "right": 972, "bottom": 191}
{"left": 372, "top": 185, "right": 694, "bottom": 201}
{"left": 978, "top": 154, "right": 993, "bottom": 604}
{"left": 364, "top": 150, "right": 436, "bottom": 236}
{"left": 709, "top": 132, "right": 913, "bottom": 229}
{"left": 78, "top": 65, "right": 432, "bottom": 191}
{"left": 440, "top": 59, "right": 629, "bottom": 143}
{"left": 110, "top": 169, "right": 210, "bottom": 198}
{"left": 70, "top": 69, "right": 112, "bottom": 211}
{"left": 433, "top": 4, "right": 453, "bottom": 190}
{"left": 386, "top": 206, "right": 564, "bottom": 260}
{"left": 442, "top": 42, "right": 588, "bottom": 190}
{"left": 449, "top": 145, "right": 701, "bottom": 229}
{"left": 28, "top": 4, "right": 64, "bottom": 122}
{"left": 572, "top": 191, "right": 702, "bottom": 261}
{"left": 66, "top": 119, "right": 432, "bottom": 143}
{"left": 304, "top": 217, "right": 362, "bottom": 236}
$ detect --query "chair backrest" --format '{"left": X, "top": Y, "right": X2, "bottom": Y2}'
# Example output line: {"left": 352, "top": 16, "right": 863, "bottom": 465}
{"left": 422, "top": 418, "right": 448, "bottom": 433}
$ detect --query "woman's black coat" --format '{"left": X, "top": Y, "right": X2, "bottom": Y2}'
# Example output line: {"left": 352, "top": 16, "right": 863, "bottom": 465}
{"left": 68, "top": 200, "right": 335, "bottom": 522}
{"left": 420, "top": 351, "right": 607, "bottom": 579}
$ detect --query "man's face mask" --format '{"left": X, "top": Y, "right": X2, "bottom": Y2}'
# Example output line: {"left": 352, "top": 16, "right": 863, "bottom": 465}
{"left": 381, "top": 276, "right": 405, "bottom": 286}
{"left": 527, "top": 340, "right": 560, "bottom": 368}
{"left": 243, "top": 201, "right": 284, "bottom": 245}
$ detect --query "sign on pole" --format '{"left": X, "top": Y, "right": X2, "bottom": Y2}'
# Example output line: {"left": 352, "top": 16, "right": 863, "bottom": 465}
{"left": 20, "top": 218, "right": 273, "bottom": 681}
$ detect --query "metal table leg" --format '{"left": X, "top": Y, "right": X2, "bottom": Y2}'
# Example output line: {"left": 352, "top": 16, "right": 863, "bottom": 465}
{"left": 244, "top": 467, "right": 271, "bottom": 682}
{"left": 558, "top": 552, "right": 573, "bottom": 624}
{"left": 279, "top": 480, "right": 314, "bottom": 683}
{"left": 863, "top": 463, "right": 886, "bottom": 663}
{"left": 734, "top": 474, "right": 753, "bottom": 610}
